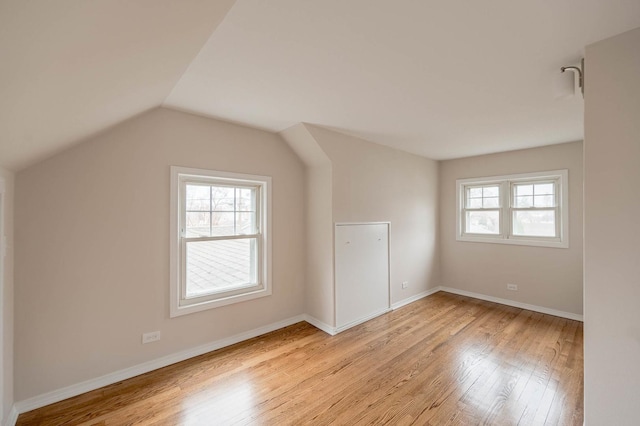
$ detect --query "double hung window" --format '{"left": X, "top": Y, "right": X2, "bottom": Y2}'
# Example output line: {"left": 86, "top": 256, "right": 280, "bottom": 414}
{"left": 170, "top": 167, "right": 271, "bottom": 317}
{"left": 457, "top": 170, "right": 568, "bottom": 248}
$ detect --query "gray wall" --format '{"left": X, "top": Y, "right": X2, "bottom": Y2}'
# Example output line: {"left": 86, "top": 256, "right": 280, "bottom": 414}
{"left": 306, "top": 125, "right": 440, "bottom": 306}
{"left": 584, "top": 27, "right": 640, "bottom": 425}
{"left": 0, "top": 167, "right": 14, "bottom": 424}
{"left": 14, "top": 107, "right": 306, "bottom": 400}
{"left": 439, "top": 141, "right": 584, "bottom": 315}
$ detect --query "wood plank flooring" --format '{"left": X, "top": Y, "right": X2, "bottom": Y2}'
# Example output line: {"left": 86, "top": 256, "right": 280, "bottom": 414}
{"left": 17, "top": 292, "right": 584, "bottom": 425}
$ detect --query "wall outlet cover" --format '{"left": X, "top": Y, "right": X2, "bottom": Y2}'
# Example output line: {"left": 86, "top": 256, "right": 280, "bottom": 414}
{"left": 142, "top": 331, "right": 161, "bottom": 344}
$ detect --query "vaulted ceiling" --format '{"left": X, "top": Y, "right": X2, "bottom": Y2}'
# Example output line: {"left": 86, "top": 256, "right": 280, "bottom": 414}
{"left": 0, "top": 0, "right": 236, "bottom": 170}
{"left": 2, "top": 0, "right": 639, "bottom": 170}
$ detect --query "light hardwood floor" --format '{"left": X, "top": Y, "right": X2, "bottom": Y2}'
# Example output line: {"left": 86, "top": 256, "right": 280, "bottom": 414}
{"left": 17, "top": 292, "right": 584, "bottom": 425}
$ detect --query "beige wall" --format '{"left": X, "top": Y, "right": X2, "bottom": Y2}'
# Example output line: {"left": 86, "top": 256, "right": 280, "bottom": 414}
{"left": 440, "top": 141, "right": 583, "bottom": 315}
{"left": 14, "top": 107, "right": 306, "bottom": 400}
{"left": 0, "top": 166, "right": 14, "bottom": 423}
{"left": 306, "top": 126, "right": 440, "bottom": 305}
{"left": 280, "top": 124, "right": 335, "bottom": 327}
{"left": 584, "top": 27, "right": 640, "bottom": 425}
{"left": 303, "top": 166, "right": 334, "bottom": 324}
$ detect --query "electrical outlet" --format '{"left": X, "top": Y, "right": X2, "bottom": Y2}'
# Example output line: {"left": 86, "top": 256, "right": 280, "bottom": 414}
{"left": 402, "top": 281, "right": 409, "bottom": 289}
{"left": 507, "top": 284, "right": 518, "bottom": 291}
{"left": 142, "top": 331, "right": 161, "bottom": 344}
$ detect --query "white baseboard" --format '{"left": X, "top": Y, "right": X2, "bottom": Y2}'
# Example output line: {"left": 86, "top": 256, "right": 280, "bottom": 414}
{"left": 13, "top": 314, "right": 307, "bottom": 416}
{"left": 10, "top": 286, "right": 582, "bottom": 422}
{"left": 391, "top": 287, "right": 441, "bottom": 310}
{"left": 334, "top": 308, "right": 392, "bottom": 334}
{"left": 5, "top": 404, "right": 18, "bottom": 426}
{"left": 439, "top": 286, "right": 583, "bottom": 322}
{"left": 303, "top": 314, "right": 336, "bottom": 335}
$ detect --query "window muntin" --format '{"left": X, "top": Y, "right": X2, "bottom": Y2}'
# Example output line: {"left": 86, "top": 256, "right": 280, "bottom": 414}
{"left": 170, "top": 167, "right": 271, "bottom": 317}
{"left": 456, "top": 170, "right": 568, "bottom": 248}
{"left": 185, "top": 184, "right": 257, "bottom": 238}
{"left": 511, "top": 180, "right": 559, "bottom": 239}
{"left": 463, "top": 184, "right": 501, "bottom": 235}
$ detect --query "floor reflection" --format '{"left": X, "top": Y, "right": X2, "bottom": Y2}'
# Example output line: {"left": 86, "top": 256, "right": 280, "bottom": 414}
{"left": 180, "top": 373, "right": 257, "bottom": 425}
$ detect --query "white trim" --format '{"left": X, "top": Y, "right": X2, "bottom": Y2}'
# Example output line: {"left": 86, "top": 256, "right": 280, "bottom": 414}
{"left": 456, "top": 169, "right": 569, "bottom": 249}
{"left": 334, "top": 221, "right": 391, "bottom": 226}
{"left": 391, "top": 287, "right": 441, "bottom": 310}
{"left": 334, "top": 308, "right": 392, "bottom": 334}
{"left": 455, "top": 235, "right": 568, "bottom": 248}
{"left": 10, "top": 287, "right": 583, "bottom": 419}
{"left": 13, "top": 314, "right": 306, "bottom": 415}
{"left": 169, "top": 166, "right": 273, "bottom": 318}
{"left": 333, "top": 222, "right": 391, "bottom": 333}
{"left": 438, "top": 286, "right": 583, "bottom": 321}
{"left": 303, "top": 314, "right": 337, "bottom": 336}
{"left": 0, "top": 178, "right": 5, "bottom": 424}
{"left": 6, "top": 405, "right": 18, "bottom": 426}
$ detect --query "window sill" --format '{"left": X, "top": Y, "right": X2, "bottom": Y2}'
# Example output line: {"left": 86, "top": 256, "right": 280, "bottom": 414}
{"left": 170, "top": 286, "right": 272, "bottom": 318}
{"left": 456, "top": 235, "right": 569, "bottom": 249}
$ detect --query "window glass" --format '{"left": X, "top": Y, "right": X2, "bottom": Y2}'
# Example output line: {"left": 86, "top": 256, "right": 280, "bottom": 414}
{"left": 512, "top": 210, "right": 556, "bottom": 237}
{"left": 466, "top": 211, "right": 500, "bottom": 234}
{"left": 171, "top": 167, "right": 271, "bottom": 317}
{"left": 457, "top": 170, "right": 567, "bottom": 248}
{"left": 185, "top": 238, "right": 256, "bottom": 298}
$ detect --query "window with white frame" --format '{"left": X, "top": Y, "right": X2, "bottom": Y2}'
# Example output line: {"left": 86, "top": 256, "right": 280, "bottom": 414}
{"left": 170, "top": 167, "right": 271, "bottom": 317}
{"left": 456, "top": 170, "right": 568, "bottom": 248}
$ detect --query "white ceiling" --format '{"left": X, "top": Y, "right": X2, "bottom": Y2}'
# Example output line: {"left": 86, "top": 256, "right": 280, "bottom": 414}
{"left": 2, "top": 1, "right": 639, "bottom": 170}
{"left": 0, "top": 0, "right": 235, "bottom": 170}
{"left": 165, "top": 0, "right": 640, "bottom": 159}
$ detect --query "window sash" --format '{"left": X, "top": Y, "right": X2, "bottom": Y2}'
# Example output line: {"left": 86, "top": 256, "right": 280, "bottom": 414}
{"left": 180, "top": 235, "right": 262, "bottom": 305}
{"left": 181, "top": 180, "right": 261, "bottom": 238}
{"left": 510, "top": 207, "right": 560, "bottom": 240}
{"left": 511, "top": 179, "right": 558, "bottom": 210}
{"left": 464, "top": 184, "right": 502, "bottom": 209}
{"left": 179, "top": 179, "right": 263, "bottom": 307}
{"left": 462, "top": 182, "right": 503, "bottom": 237}
{"left": 510, "top": 179, "right": 559, "bottom": 239}
{"left": 463, "top": 209, "right": 501, "bottom": 236}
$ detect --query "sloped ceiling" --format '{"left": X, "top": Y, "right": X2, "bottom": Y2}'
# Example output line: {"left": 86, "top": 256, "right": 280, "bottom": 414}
{"left": 2, "top": 1, "right": 640, "bottom": 170}
{"left": 165, "top": 0, "right": 640, "bottom": 160}
{"left": 0, "top": 0, "right": 235, "bottom": 170}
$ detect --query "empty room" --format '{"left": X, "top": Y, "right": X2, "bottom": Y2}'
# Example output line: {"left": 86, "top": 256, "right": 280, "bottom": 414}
{"left": 1, "top": 1, "right": 639, "bottom": 425}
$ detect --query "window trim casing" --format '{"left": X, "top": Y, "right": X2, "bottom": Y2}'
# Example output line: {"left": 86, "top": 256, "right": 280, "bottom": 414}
{"left": 456, "top": 170, "right": 569, "bottom": 248}
{"left": 170, "top": 166, "right": 272, "bottom": 318}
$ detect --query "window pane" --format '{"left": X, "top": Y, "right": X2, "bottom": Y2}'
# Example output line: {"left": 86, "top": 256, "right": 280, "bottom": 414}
{"left": 466, "top": 211, "right": 500, "bottom": 234}
{"left": 211, "top": 212, "right": 235, "bottom": 236}
{"left": 186, "top": 185, "right": 210, "bottom": 211}
{"left": 469, "top": 187, "right": 482, "bottom": 198}
{"left": 512, "top": 210, "right": 556, "bottom": 237}
{"left": 236, "top": 212, "right": 256, "bottom": 234}
{"left": 185, "top": 238, "right": 257, "bottom": 298}
{"left": 483, "top": 186, "right": 499, "bottom": 197}
{"left": 514, "top": 195, "right": 533, "bottom": 208}
{"left": 237, "top": 188, "right": 256, "bottom": 211}
{"left": 534, "top": 195, "right": 555, "bottom": 208}
{"left": 535, "top": 183, "right": 554, "bottom": 195}
{"left": 186, "top": 212, "right": 210, "bottom": 237}
{"left": 515, "top": 184, "right": 533, "bottom": 196}
{"left": 211, "top": 186, "right": 235, "bottom": 211}
{"left": 467, "top": 198, "right": 482, "bottom": 208}
{"left": 483, "top": 197, "right": 499, "bottom": 208}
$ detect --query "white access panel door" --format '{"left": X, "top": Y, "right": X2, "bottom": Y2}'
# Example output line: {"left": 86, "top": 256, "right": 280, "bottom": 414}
{"left": 335, "top": 223, "right": 390, "bottom": 331}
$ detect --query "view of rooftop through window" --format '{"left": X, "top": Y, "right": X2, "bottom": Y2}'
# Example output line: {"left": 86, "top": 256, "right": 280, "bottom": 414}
{"left": 184, "top": 184, "right": 258, "bottom": 298}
